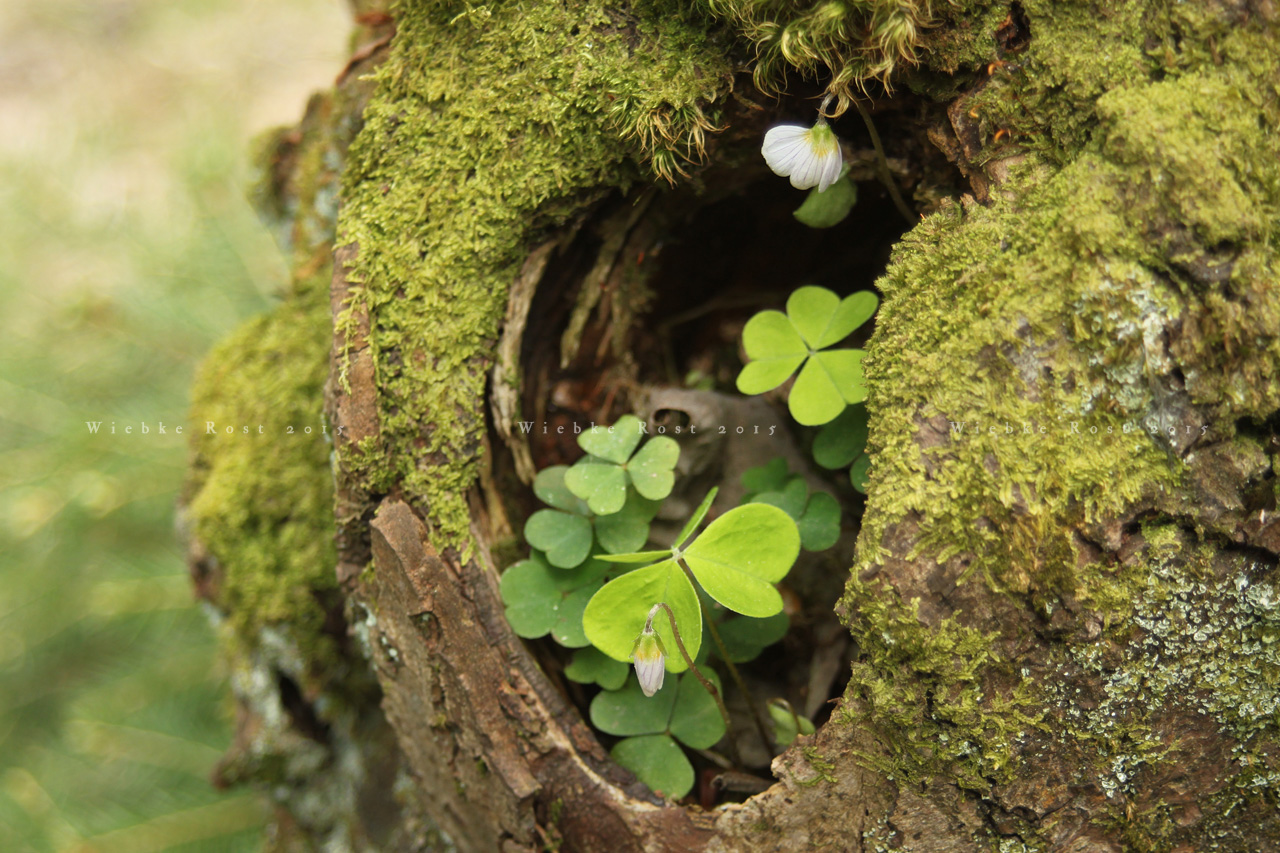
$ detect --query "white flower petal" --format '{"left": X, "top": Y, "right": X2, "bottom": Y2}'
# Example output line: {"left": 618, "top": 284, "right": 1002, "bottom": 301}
{"left": 790, "top": 147, "right": 822, "bottom": 190}
{"left": 816, "top": 149, "right": 843, "bottom": 193}
{"left": 634, "top": 655, "right": 665, "bottom": 697}
{"left": 768, "top": 140, "right": 808, "bottom": 175}
{"left": 762, "top": 125, "right": 811, "bottom": 177}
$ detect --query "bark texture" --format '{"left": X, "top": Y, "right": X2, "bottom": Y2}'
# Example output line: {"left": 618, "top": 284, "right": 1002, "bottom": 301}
{"left": 183, "top": 1, "right": 1280, "bottom": 851}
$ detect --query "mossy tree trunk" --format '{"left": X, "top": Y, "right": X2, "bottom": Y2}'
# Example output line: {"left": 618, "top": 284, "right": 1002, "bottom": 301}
{"left": 184, "top": 1, "right": 1280, "bottom": 851}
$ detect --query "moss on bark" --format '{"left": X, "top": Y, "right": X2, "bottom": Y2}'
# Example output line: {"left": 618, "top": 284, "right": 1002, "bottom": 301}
{"left": 841, "top": 2, "right": 1280, "bottom": 847}
{"left": 334, "top": 0, "right": 734, "bottom": 548}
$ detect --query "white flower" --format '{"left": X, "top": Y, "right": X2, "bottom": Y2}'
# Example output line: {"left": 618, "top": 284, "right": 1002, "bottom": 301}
{"left": 630, "top": 605, "right": 668, "bottom": 697}
{"left": 761, "top": 119, "right": 844, "bottom": 193}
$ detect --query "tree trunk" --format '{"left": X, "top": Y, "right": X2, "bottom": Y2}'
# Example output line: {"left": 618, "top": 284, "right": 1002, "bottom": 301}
{"left": 183, "top": 1, "right": 1280, "bottom": 851}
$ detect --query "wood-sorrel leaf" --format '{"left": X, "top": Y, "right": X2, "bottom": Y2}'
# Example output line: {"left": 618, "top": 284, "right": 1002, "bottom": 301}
{"left": 582, "top": 559, "right": 701, "bottom": 671}
{"left": 681, "top": 504, "right": 799, "bottom": 617}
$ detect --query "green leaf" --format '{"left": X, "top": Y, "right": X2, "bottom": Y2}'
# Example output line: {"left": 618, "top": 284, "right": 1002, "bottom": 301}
{"left": 812, "top": 405, "right": 868, "bottom": 470}
{"left": 797, "top": 491, "right": 841, "bottom": 552}
{"left": 565, "top": 646, "right": 630, "bottom": 690}
{"left": 595, "top": 549, "right": 673, "bottom": 564}
{"left": 578, "top": 415, "right": 646, "bottom": 464}
{"left": 714, "top": 612, "right": 790, "bottom": 663}
{"left": 498, "top": 557, "right": 559, "bottom": 639}
{"left": 818, "top": 291, "right": 879, "bottom": 349}
{"left": 523, "top": 509, "right": 593, "bottom": 569}
{"left": 682, "top": 504, "right": 800, "bottom": 618}
{"left": 627, "top": 436, "right": 679, "bottom": 501}
{"left": 850, "top": 454, "right": 871, "bottom": 493}
{"left": 737, "top": 311, "right": 807, "bottom": 395}
{"left": 564, "top": 457, "right": 629, "bottom": 515}
{"left": 751, "top": 476, "right": 808, "bottom": 519}
{"left": 594, "top": 489, "right": 659, "bottom": 553}
{"left": 532, "top": 465, "right": 589, "bottom": 514}
{"left": 741, "top": 458, "right": 790, "bottom": 496}
{"left": 792, "top": 176, "right": 857, "bottom": 229}
{"left": 737, "top": 357, "right": 807, "bottom": 396}
{"left": 552, "top": 585, "right": 597, "bottom": 647}
{"left": 816, "top": 348, "right": 867, "bottom": 405}
{"left": 790, "top": 354, "right": 853, "bottom": 426}
{"left": 500, "top": 554, "right": 610, "bottom": 642}
{"left": 741, "top": 309, "right": 807, "bottom": 361}
{"left": 610, "top": 734, "right": 694, "bottom": 800}
{"left": 669, "top": 670, "right": 725, "bottom": 750}
{"left": 786, "top": 286, "right": 843, "bottom": 349}
{"left": 583, "top": 560, "right": 701, "bottom": 671}
{"left": 673, "top": 487, "right": 718, "bottom": 549}
{"left": 590, "top": 674, "right": 677, "bottom": 736}
{"left": 768, "top": 700, "right": 816, "bottom": 748}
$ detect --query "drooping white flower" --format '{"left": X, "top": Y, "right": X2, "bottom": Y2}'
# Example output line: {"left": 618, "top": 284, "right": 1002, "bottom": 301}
{"left": 761, "top": 119, "right": 844, "bottom": 193}
{"left": 630, "top": 605, "right": 668, "bottom": 697}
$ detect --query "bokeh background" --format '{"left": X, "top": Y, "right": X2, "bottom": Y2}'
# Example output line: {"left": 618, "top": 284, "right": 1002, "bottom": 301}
{"left": 0, "top": 2, "right": 351, "bottom": 849}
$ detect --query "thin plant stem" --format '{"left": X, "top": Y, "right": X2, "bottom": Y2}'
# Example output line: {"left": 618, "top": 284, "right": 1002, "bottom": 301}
{"left": 676, "top": 563, "right": 777, "bottom": 758}
{"left": 652, "top": 603, "right": 742, "bottom": 768}
{"left": 851, "top": 97, "right": 916, "bottom": 225}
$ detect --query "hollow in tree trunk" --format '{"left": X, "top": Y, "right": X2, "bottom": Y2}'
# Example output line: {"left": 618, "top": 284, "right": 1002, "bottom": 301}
{"left": 183, "top": 2, "right": 1280, "bottom": 850}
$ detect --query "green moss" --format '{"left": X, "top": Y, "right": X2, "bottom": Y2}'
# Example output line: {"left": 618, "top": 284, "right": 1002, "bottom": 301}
{"left": 840, "top": 0, "right": 1280, "bottom": 829}
{"left": 841, "top": 579, "right": 1040, "bottom": 790}
{"left": 924, "top": 2, "right": 1280, "bottom": 162}
{"left": 186, "top": 267, "right": 339, "bottom": 667}
{"left": 695, "top": 0, "right": 942, "bottom": 108}
{"left": 335, "top": 0, "right": 733, "bottom": 548}
{"left": 185, "top": 77, "right": 361, "bottom": 669}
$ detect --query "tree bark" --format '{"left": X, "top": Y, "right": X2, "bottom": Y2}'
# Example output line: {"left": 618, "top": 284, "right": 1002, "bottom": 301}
{"left": 184, "top": 1, "right": 1280, "bottom": 851}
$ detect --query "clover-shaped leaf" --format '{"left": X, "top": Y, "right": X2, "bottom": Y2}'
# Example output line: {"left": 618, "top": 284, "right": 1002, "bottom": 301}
{"left": 595, "top": 489, "right": 661, "bottom": 554}
{"left": 741, "top": 458, "right": 789, "bottom": 495}
{"left": 682, "top": 504, "right": 800, "bottom": 617}
{"left": 523, "top": 509, "right": 593, "bottom": 569}
{"left": 565, "top": 416, "right": 679, "bottom": 513}
{"left": 565, "top": 646, "right": 630, "bottom": 690}
{"left": 746, "top": 467, "right": 842, "bottom": 553}
{"left": 850, "top": 453, "right": 871, "bottom": 494}
{"left": 737, "top": 286, "right": 878, "bottom": 426}
{"left": 591, "top": 671, "right": 725, "bottom": 749}
{"left": 793, "top": 172, "right": 857, "bottom": 229}
{"left": 533, "top": 465, "right": 590, "bottom": 514}
{"left": 499, "top": 553, "right": 609, "bottom": 647}
{"left": 796, "top": 491, "right": 841, "bottom": 551}
{"left": 610, "top": 734, "right": 692, "bottom": 800}
{"left": 586, "top": 490, "right": 799, "bottom": 663}
{"left": 528, "top": 466, "right": 659, "bottom": 564}
{"left": 812, "top": 404, "right": 869, "bottom": 470}
{"left": 751, "top": 476, "right": 808, "bottom": 518}
{"left": 582, "top": 559, "right": 702, "bottom": 671}
{"left": 712, "top": 612, "right": 790, "bottom": 663}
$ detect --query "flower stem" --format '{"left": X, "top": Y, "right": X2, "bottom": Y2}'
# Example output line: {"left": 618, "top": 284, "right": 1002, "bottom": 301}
{"left": 699, "top": 597, "right": 777, "bottom": 758}
{"left": 653, "top": 602, "right": 742, "bottom": 768}
{"left": 677, "top": 563, "right": 776, "bottom": 758}
{"left": 851, "top": 97, "right": 915, "bottom": 225}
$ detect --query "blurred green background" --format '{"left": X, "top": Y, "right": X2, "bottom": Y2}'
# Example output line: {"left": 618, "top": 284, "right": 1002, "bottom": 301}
{"left": 0, "top": 1, "right": 349, "bottom": 849}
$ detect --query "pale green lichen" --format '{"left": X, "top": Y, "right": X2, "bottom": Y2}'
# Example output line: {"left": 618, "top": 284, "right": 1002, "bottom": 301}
{"left": 335, "top": 0, "right": 733, "bottom": 548}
